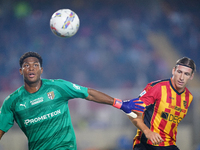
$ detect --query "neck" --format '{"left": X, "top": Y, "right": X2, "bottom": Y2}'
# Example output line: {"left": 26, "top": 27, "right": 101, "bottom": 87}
{"left": 24, "top": 80, "right": 42, "bottom": 93}
{"left": 170, "top": 78, "right": 184, "bottom": 93}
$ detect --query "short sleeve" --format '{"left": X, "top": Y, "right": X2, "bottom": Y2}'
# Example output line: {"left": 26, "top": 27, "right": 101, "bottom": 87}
{"left": 139, "top": 82, "right": 161, "bottom": 106}
{"left": 0, "top": 98, "right": 14, "bottom": 132}
{"left": 56, "top": 79, "right": 89, "bottom": 99}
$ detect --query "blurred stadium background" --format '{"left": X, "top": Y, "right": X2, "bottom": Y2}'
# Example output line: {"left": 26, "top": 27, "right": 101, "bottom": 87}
{"left": 0, "top": 0, "right": 200, "bottom": 150}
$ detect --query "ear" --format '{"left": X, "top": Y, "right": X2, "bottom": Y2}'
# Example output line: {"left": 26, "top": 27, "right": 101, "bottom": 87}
{"left": 172, "top": 67, "right": 175, "bottom": 76}
{"left": 190, "top": 73, "right": 194, "bottom": 80}
{"left": 41, "top": 67, "right": 43, "bottom": 74}
{"left": 19, "top": 68, "right": 23, "bottom": 75}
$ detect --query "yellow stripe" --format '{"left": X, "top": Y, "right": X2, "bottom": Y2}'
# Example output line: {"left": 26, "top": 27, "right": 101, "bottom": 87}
{"left": 152, "top": 86, "right": 167, "bottom": 134}
{"left": 168, "top": 87, "right": 177, "bottom": 143}
{"left": 162, "top": 86, "right": 171, "bottom": 146}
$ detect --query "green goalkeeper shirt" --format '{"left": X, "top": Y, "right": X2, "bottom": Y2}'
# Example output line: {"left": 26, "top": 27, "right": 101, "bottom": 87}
{"left": 0, "top": 79, "right": 89, "bottom": 150}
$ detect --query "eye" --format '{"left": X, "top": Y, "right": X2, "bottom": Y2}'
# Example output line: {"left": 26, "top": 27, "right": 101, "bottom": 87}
{"left": 177, "top": 70, "right": 182, "bottom": 73}
{"left": 24, "top": 64, "right": 29, "bottom": 68}
{"left": 185, "top": 72, "right": 191, "bottom": 76}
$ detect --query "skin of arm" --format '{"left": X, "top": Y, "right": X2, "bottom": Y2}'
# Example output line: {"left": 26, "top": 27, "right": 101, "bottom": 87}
{"left": 86, "top": 88, "right": 114, "bottom": 105}
{"left": 128, "top": 112, "right": 164, "bottom": 145}
{"left": 86, "top": 88, "right": 145, "bottom": 119}
{"left": 0, "top": 130, "right": 5, "bottom": 140}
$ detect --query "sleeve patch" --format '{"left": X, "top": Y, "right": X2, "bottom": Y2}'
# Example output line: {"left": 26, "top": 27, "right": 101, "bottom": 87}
{"left": 139, "top": 90, "right": 146, "bottom": 97}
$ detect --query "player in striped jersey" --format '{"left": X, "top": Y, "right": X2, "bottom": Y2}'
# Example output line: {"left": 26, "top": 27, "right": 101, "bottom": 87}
{"left": 129, "top": 57, "right": 196, "bottom": 150}
{"left": 0, "top": 52, "right": 145, "bottom": 150}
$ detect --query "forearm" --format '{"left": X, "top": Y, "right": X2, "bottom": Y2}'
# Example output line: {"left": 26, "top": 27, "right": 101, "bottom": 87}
{"left": 0, "top": 130, "right": 5, "bottom": 140}
{"left": 128, "top": 112, "right": 150, "bottom": 133}
{"left": 128, "top": 112, "right": 164, "bottom": 145}
{"left": 86, "top": 88, "right": 114, "bottom": 105}
{"left": 85, "top": 88, "right": 145, "bottom": 118}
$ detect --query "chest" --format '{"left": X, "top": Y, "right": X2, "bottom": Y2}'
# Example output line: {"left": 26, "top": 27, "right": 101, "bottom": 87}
{"left": 14, "top": 89, "right": 67, "bottom": 119}
{"left": 155, "top": 86, "right": 190, "bottom": 124}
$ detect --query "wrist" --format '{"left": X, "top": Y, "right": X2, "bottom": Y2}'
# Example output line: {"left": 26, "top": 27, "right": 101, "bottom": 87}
{"left": 143, "top": 128, "right": 151, "bottom": 135}
{"left": 112, "top": 98, "right": 122, "bottom": 109}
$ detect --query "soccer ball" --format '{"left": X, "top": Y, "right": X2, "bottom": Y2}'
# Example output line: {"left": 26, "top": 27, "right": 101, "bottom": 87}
{"left": 50, "top": 9, "right": 80, "bottom": 38}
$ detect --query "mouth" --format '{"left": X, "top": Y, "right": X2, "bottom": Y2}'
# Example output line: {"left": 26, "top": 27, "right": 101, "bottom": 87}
{"left": 29, "top": 72, "right": 35, "bottom": 78}
{"left": 177, "top": 80, "right": 184, "bottom": 86}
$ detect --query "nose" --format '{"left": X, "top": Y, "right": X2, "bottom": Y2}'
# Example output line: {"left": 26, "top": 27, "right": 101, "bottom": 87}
{"left": 29, "top": 64, "right": 35, "bottom": 70}
{"left": 180, "top": 73, "right": 184, "bottom": 80}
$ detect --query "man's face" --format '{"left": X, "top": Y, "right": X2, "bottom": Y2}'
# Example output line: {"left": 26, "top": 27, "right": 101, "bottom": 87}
{"left": 172, "top": 65, "right": 193, "bottom": 92}
{"left": 19, "top": 57, "right": 43, "bottom": 84}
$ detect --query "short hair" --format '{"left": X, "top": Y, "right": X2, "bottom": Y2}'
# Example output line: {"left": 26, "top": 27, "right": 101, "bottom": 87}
{"left": 19, "top": 52, "right": 43, "bottom": 68}
{"left": 175, "top": 57, "right": 196, "bottom": 74}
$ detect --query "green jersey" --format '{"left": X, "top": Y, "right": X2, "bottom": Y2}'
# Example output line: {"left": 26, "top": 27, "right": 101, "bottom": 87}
{"left": 0, "top": 79, "right": 89, "bottom": 150}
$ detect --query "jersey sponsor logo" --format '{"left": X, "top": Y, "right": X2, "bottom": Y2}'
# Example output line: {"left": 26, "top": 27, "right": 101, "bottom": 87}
{"left": 47, "top": 91, "right": 55, "bottom": 100}
{"left": 30, "top": 97, "right": 44, "bottom": 105}
{"left": 168, "top": 104, "right": 186, "bottom": 113}
{"left": 161, "top": 111, "right": 183, "bottom": 124}
{"left": 20, "top": 102, "right": 26, "bottom": 108}
{"left": 139, "top": 90, "right": 146, "bottom": 97}
{"left": 24, "top": 109, "right": 61, "bottom": 126}
{"left": 73, "top": 84, "right": 81, "bottom": 90}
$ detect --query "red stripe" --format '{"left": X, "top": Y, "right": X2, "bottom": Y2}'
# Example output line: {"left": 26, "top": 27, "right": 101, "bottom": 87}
{"left": 158, "top": 119, "right": 167, "bottom": 146}
{"left": 159, "top": 118, "right": 168, "bottom": 132}
{"left": 166, "top": 84, "right": 172, "bottom": 103}
{"left": 165, "top": 108, "right": 171, "bottom": 113}
{"left": 176, "top": 93, "right": 181, "bottom": 107}
{"left": 185, "top": 90, "right": 189, "bottom": 109}
{"left": 175, "top": 111, "right": 180, "bottom": 116}
{"left": 174, "top": 129, "right": 177, "bottom": 141}
{"left": 168, "top": 123, "right": 176, "bottom": 142}
{"left": 168, "top": 138, "right": 174, "bottom": 145}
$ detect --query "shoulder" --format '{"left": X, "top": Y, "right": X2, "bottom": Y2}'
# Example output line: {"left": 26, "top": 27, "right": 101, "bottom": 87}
{"left": 3, "top": 86, "right": 24, "bottom": 104}
{"left": 144, "top": 79, "right": 170, "bottom": 91}
{"left": 184, "top": 87, "right": 193, "bottom": 96}
{"left": 42, "top": 78, "right": 71, "bottom": 85}
{"left": 41, "top": 78, "right": 76, "bottom": 89}
{"left": 139, "top": 79, "right": 168, "bottom": 97}
{"left": 149, "top": 79, "right": 170, "bottom": 87}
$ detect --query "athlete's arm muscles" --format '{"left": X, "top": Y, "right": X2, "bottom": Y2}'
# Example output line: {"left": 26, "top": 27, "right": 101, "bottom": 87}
{"left": 86, "top": 88, "right": 113, "bottom": 105}
{"left": 0, "top": 130, "right": 5, "bottom": 140}
{"left": 85, "top": 88, "right": 145, "bottom": 118}
{"left": 128, "top": 112, "right": 164, "bottom": 145}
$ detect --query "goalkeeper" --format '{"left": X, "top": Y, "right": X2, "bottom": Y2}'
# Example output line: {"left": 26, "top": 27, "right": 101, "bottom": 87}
{"left": 0, "top": 51, "right": 145, "bottom": 150}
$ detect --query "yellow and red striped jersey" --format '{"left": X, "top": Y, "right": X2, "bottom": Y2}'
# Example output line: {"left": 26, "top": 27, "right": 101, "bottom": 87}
{"left": 133, "top": 78, "right": 193, "bottom": 147}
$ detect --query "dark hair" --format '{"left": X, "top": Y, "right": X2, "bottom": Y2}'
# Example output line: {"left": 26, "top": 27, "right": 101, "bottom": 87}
{"left": 19, "top": 52, "right": 43, "bottom": 67}
{"left": 175, "top": 57, "right": 196, "bottom": 74}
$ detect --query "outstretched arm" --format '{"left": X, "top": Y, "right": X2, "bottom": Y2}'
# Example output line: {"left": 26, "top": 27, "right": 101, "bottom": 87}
{"left": 85, "top": 88, "right": 145, "bottom": 118}
{"left": 0, "top": 130, "right": 5, "bottom": 140}
{"left": 86, "top": 88, "right": 114, "bottom": 105}
{"left": 128, "top": 112, "right": 164, "bottom": 145}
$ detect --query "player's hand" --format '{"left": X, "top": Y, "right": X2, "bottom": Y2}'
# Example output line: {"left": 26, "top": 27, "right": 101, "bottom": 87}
{"left": 144, "top": 129, "right": 164, "bottom": 145}
{"left": 121, "top": 98, "right": 145, "bottom": 113}
{"left": 113, "top": 98, "right": 145, "bottom": 118}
